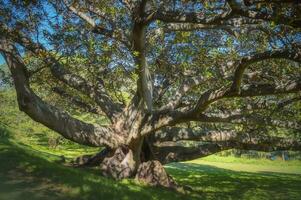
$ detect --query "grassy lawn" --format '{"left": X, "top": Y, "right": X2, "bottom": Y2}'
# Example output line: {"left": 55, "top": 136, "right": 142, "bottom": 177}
{"left": 0, "top": 137, "right": 189, "bottom": 200}
{"left": 1, "top": 128, "right": 301, "bottom": 200}
{"left": 166, "top": 160, "right": 301, "bottom": 200}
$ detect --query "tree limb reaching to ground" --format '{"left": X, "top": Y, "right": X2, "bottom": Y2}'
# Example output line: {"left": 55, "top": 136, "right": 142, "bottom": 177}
{"left": 0, "top": 0, "right": 301, "bottom": 187}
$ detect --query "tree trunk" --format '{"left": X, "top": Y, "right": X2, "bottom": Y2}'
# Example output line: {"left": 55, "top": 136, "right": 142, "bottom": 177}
{"left": 71, "top": 136, "right": 178, "bottom": 188}
{"left": 99, "top": 136, "right": 145, "bottom": 180}
{"left": 100, "top": 145, "right": 137, "bottom": 179}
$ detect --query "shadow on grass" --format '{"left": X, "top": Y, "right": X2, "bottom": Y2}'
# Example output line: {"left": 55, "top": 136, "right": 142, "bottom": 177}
{"left": 1, "top": 125, "right": 301, "bottom": 200}
{"left": 166, "top": 162, "right": 301, "bottom": 200}
{"left": 0, "top": 137, "right": 191, "bottom": 200}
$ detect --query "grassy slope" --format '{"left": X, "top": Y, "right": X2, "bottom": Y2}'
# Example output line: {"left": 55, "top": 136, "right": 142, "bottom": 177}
{"left": 1, "top": 127, "right": 301, "bottom": 200}
{"left": 1, "top": 90, "right": 301, "bottom": 200}
{"left": 0, "top": 135, "right": 190, "bottom": 200}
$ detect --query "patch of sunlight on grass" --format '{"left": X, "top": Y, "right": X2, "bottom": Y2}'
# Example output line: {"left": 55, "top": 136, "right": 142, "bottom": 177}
{"left": 0, "top": 136, "right": 191, "bottom": 200}
{"left": 1, "top": 137, "right": 301, "bottom": 200}
{"left": 165, "top": 160, "right": 301, "bottom": 200}
{"left": 198, "top": 154, "right": 301, "bottom": 166}
{"left": 185, "top": 155, "right": 301, "bottom": 174}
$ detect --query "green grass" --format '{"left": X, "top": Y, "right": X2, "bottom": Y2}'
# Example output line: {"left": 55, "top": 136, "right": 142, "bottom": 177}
{"left": 1, "top": 126, "right": 301, "bottom": 200}
{"left": 0, "top": 133, "right": 190, "bottom": 200}
{"left": 166, "top": 162, "right": 301, "bottom": 200}
{"left": 186, "top": 155, "right": 301, "bottom": 174}
{"left": 1, "top": 89, "right": 301, "bottom": 199}
{"left": 0, "top": 89, "right": 102, "bottom": 158}
{"left": 200, "top": 153, "right": 301, "bottom": 166}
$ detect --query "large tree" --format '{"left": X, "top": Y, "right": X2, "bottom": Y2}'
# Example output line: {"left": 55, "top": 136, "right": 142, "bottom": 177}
{"left": 1, "top": 0, "right": 301, "bottom": 186}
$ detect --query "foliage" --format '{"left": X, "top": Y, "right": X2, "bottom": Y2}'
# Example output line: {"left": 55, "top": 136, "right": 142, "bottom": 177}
{"left": 0, "top": 0, "right": 301, "bottom": 149}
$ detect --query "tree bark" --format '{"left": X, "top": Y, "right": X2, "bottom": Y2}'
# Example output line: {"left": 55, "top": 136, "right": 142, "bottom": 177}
{"left": 0, "top": 38, "right": 123, "bottom": 148}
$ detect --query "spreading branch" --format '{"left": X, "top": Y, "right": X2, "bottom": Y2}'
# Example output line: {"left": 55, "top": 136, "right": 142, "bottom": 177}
{"left": 0, "top": 23, "right": 122, "bottom": 121}
{"left": 52, "top": 87, "right": 102, "bottom": 115}
{"left": 151, "top": 127, "right": 301, "bottom": 163}
{"left": 0, "top": 38, "right": 123, "bottom": 148}
{"left": 193, "top": 48, "right": 301, "bottom": 113}
{"left": 62, "top": 0, "right": 130, "bottom": 47}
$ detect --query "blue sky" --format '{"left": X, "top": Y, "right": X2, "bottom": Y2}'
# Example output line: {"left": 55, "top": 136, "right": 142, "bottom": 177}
{"left": 0, "top": 1, "right": 58, "bottom": 66}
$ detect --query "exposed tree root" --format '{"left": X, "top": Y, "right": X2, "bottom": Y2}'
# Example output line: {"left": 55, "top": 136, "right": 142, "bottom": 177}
{"left": 70, "top": 148, "right": 111, "bottom": 167}
{"left": 135, "top": 160, "right": 177, "bottom": 188}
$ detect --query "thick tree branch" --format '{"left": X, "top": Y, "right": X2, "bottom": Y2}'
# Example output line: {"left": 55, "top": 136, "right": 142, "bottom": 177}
{"left": 153, "top": 127, "right": 236, "bottom": 142}
{"left": 163, "top": 17, "right": 262, "bottom": 34}
{"left": 131, "top": 3, "right": 153, "bottom": 112}
{"left": 236, "top": 80, "right": 301, "bottom": 98}
{"left": 229, "top": 0, "right": 301, "bottom": 28}
{"left": 141, "top": 79, "right": 301, "bottom": 135}
{"left": 62, "top": 0, "right": 130, "bottom": 47}
{"left": 230, "top": 48, "right": 301, "bottom": 93}
{"left": 63, "top": 0, "right": 110, "bottom": 36}
{"left": 153, "top": 143, "right": 229, "bottom": 164}
{"left": 153, "top": 124, "right": 300, "bottom": 143}
{"left": 150, "top": 127, "right": 301, "bottom": 163}
{"left": 151, "top": 6, "right": 232, "bottom": 24}
{"left": 0, "top": 38, "right": 123, "bottom": 148}
{"left": 52, "top": 87, "right": 102, "bottom": 115}
{"left": 159, "top": 76, "right": 205, "bottom": 111}
{"left": 0, "top": 23, "right": 122, "bottom": 121}
{"left": 199, "top": 113, "right": 301, "bottom": 130}
{"left": 193, "top": 48, "right": 301, "bottom": 113}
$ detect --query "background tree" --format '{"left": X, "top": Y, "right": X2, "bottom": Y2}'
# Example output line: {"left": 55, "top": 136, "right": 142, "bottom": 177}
{"left": 0, "top": 0, "right": 301, "bottom": 186}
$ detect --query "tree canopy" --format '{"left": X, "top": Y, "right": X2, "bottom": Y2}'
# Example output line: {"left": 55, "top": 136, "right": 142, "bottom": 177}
{"left": 0, "top": 0, "right": 301, "bottom": 183}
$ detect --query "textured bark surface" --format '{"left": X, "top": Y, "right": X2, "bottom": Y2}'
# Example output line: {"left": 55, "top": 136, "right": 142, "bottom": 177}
{"left": 135, "top": 160, "right": 177, "bottom": 188}
{"left": 71, "top": 148, "right": 111, "bottom": 167}
{"left": 152, "top": 143, "right": 231, "bottom": 164}
{"left": 100, "top": 146, "right": 136, "bottom": 180}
